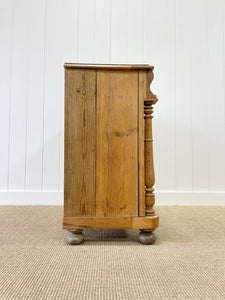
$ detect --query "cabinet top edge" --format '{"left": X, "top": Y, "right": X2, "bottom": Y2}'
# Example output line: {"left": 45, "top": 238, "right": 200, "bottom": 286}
{"left": 64, "top": 63, "right": 154, "bottom": 71}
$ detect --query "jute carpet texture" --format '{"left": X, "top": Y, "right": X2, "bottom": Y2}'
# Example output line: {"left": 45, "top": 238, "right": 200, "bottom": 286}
{"left": 0, "top": 206, "right": 224, "bottom": 300}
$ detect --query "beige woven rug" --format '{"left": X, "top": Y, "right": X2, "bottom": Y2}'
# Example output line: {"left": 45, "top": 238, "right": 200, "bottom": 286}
{"left": 0, "top": 206, "right": 224, "bottom": 300}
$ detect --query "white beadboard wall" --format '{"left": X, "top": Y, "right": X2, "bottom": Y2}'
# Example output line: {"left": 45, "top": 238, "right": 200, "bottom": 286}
{"left": 0, "top": 0, "right": 225, "bottom": 205}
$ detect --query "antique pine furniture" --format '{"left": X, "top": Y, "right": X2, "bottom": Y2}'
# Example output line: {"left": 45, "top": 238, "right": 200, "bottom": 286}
{"left": 63, "top": 63, "right": 159, "bottom": 245}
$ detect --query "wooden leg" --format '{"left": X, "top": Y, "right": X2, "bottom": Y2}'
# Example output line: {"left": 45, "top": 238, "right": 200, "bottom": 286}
{"left": 144, "top": 99, "right": 157, "bottom": 217}
{"left": 138, "top": 230, "right": 156, "bottom": 245}
{"left": 141, "top": 71, "right": 158, "bottom": 244}
{"left": 66, "top": 229, "right": 84, "bottom": 245}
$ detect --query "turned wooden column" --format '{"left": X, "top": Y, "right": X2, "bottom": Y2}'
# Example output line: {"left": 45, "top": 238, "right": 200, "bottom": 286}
{"left": 144, "top": 70, "right": 158, "bottom": 217}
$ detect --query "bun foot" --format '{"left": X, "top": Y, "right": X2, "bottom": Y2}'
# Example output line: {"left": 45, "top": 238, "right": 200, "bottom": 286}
{"left": 138, "top": 230, "right": 156, "bottom": 245}
{"left": 66, "top": 230, "right": 84, "bottom": 245}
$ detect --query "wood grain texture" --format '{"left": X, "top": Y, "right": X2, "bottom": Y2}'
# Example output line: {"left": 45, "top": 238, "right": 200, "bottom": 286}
{"left": 63, "top": 216, "right": 159, "bottom": 230}
{"left": 64, "top": 63, "right": 153, "bottom": 70}
{"left": 138, "top": 71, "right": 146, "bottom": 216}
{"left": 96, "top": 70, "right": 139, "bottom": 217}
{"left": 64, "top": 69, "right": 96, "bottom": 217}
{"left": 144, "top": 71, "right": 158, "bottom": 216}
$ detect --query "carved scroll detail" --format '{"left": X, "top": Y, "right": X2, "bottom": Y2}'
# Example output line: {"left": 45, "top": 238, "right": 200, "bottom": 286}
{"left": 146, "top": 68, "right": 157, "bottom": 100}
{"left": 144, "top": 70, "right": 158, "bottom": 216}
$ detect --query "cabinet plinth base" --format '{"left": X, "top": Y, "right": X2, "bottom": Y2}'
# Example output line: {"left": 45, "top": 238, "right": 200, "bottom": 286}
{"left": 63, "top": 215, "right": 159, "bottom": 230}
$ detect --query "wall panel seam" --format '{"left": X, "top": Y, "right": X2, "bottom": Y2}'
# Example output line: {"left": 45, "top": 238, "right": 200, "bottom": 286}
{"left": 7, "top": 0, "right": 15, "bottom": 191}
{"left": 41, "top": 0, "right": 47, "bottom": 191}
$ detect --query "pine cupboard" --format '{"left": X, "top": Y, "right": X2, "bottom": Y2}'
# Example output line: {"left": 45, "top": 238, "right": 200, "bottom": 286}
{"left": 63, "top": 64, "right": 159, "bottom": 245}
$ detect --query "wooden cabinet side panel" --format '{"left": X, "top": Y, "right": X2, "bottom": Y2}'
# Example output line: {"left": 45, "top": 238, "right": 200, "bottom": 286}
{"left": 96, "top": 70, "right": 139, "bottom": 217}
{"left": 64, "top": 69, "right": 96, "bottom": 217}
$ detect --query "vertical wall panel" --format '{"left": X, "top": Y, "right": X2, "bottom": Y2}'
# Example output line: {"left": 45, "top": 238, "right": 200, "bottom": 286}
{"left": 0, "top": 0, "right": 13, "bottom": 189}
{"left": 207, "top": 0, "right": 225, "bottom": 190}
{"left": 126, "top": 0, "right": 142, "bottom": 64}
{"left": 94, "top": 0, "right": 111, "bottom": 63}
{"left": 189, "top": 0, "right": 209, "bottom": 191}
{"left": 111, "top": 0, "right": 127, "bottom": 63}
{"left": 175, "top": 0, "right": 193, "bottom": 191}
{"left": 143, "top": 0, "right": 176, "bottom": 191}
{"left": 1, "top": 0, "right": 225, "bottom": 197}
{"left": 62, "top": 0, "right": 78, "bottom": 64}
{"left": 25, "top": 0, "right": 46, "bottom": 190}
{"left": 8, "top": 0, "right": 29, "bottom": 190}
{"left": 157, "top": 0, "right": 176, "bottom": 191}
{"left": 42, "top": 0, "right": 62, "bottom": 190}
{"left": 59, "top": 0, "right": 79, "bottom": 191}
{"left": 78, "top": 0, "right": 95, "bottom": 62}
{"left": 143, "top": 0, "right": 160, "bottom": 189}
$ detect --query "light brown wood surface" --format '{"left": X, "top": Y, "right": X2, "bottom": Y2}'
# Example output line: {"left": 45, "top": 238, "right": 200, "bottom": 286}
{"left": 138, "top": 71, "right": 146, "bottom": 216}
{"left": 63, "top": 216, "right": 159, "bottom": 230}
{"left": 64, "top": 64, "right": 159, "bottom": 242}
{"left": 96, "top": 70, "right": 138, "bottom": 217}
{"left": 64, "top": 63, "right": 154, "bottom": 71}
{"left": 144, "top": 71, "right": 158, "bottom": 216}
{"left": 64, "top": 69, "right": 96, "bottom": 217}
